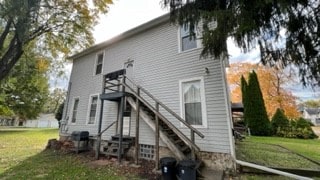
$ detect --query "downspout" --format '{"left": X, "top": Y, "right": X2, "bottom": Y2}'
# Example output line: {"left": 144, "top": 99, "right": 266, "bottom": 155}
{"left": 61, "top": 82, "right": 72, "bottom": 134}
{"left": 236, "top": 160, "right": 313, "bottom": 180}
{"left": 96, "top": 75, "right": 106, "bottom": 160}
{"left": 220, "top": 59, "right": 235, "bottom": 157}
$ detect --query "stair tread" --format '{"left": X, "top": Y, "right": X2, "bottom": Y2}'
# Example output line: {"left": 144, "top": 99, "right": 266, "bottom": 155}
{"left": 180, "top": 145, "right": 189, "bottom": 152}
{"left": 106, "top": 140, "right": 131, "bottom": 145}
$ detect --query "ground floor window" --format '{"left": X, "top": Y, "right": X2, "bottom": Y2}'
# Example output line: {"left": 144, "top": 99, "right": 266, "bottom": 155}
{"left": 180, "top": 77, "right": 207, "bottom": 128}
{"left": 139, "top": 144, "right": 154, "bottom": 160}
{"left": 88, "top": 96, "right": 98, "bottom": 124}
{"left": 71, "top": 98, "right": 79, "bottom": 123}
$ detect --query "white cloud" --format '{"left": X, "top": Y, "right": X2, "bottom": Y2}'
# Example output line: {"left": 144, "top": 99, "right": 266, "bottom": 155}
{"left": 227, "top": 38, "right": 260, "bottom": 63}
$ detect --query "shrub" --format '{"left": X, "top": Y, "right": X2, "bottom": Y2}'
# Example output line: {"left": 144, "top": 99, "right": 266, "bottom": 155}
{"left": 279, "top": 118, "right": 318, "bottom": 139}
{"left": 271, "top": 108, "right": 289, "bottom": 135}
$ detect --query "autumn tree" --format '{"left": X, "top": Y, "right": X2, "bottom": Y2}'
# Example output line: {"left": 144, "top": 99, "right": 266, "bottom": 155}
{"left": 162, "top": 0, "right": 320, "bottom": 86}
{"left": 0, "top": 0, "right": 113, "bottom": 81}
{"left": 0, "top": 44, "right": 50, "bottom": 120}
{"left": 227, "top": 63, "right": 299, "bottom": 119}
{"left": 243, "top": 71, "right": 271, "bottom": 136}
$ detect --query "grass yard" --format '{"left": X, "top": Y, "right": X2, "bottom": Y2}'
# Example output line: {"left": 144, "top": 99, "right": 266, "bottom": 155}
{"left": 0, "top": 127, "right": 59, "bottom": 174}
{"left": 236, "top": 136, "right": 320, "bottom": 170}
{"left": 0, "top": 127, "right": 141, "bottom": 179}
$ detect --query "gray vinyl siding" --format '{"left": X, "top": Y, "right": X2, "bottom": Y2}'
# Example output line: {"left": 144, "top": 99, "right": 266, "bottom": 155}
{"left": 64, "top": 20, "right": 232, "bottom": 154}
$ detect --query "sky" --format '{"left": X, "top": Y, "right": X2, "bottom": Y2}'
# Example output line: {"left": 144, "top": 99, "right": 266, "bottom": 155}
{"left": 56, "top": 0, "right": 319, "bottom": 101}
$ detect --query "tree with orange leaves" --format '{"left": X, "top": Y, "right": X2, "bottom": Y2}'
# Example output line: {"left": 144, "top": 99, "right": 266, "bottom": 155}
{"left": 227, "top": 63, "right": 300, "bottom": 119}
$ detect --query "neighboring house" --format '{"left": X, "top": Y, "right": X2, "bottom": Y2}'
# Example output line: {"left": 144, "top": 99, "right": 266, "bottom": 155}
{"left": 25, "top": 113, "right": 59, "bottom": 128}
{"left": 302, "top": 108, "right": 320, "bottom": 125}
{"left": 60, "top": 14, "right": 235, "bottom": 173}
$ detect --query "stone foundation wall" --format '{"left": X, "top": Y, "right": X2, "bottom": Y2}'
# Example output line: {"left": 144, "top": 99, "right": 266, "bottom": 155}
{"left": 197, "top": 151, "right": 236, "bottom": 174}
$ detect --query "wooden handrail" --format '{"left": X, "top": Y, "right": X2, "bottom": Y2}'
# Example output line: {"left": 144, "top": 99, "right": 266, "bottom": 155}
{"left": 122, "top": 77, "right": 205, "bottom": 151}
{"left": 124, "top": 83, "right": 200, "bottom": 151}
{"left": 124, "top": 76, "right": 204, "bottom": 138}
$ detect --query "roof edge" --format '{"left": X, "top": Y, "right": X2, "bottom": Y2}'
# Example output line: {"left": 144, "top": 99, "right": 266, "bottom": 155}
{"left": 69, "top": 13, "right": 170, "bottom": 60}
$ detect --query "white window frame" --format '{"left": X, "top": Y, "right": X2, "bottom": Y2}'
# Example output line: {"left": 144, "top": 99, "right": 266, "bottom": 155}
{"left": 179, "top": 77, "right": 207, "bottom": 128}
{"left": 178, "top": 25, "right": 202, "bottom": 53}
{"left": 94, "top": 52, "right": 104, "bottom": 75}
{"left": 70, "top": 97, "right": 80, "bottom": 124}
{"left": 86, "top": 94, "right": 99, "bottom": 125}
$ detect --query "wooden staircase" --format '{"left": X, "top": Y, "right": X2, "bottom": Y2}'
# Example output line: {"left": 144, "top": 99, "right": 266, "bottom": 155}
{"left": 98, "top": 69, "right": 204, "bottom": 164}
{"left": 123, "top": 77, "right": 205, "bottom": 161}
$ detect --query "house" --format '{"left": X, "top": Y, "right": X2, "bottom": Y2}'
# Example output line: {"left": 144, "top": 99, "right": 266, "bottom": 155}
{"left": 302, "top": 108, "right": 320, "bottom": 125}
{"left": 60, "top": 14, "right": 235, "bottom": 173}
{"left": 25, "top": 113, "right": 59, "bottom": 128}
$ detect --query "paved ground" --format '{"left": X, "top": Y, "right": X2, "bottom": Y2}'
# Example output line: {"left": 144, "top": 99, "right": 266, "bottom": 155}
{"left": 312, "top": 126, "right": 320, "bottom": 138}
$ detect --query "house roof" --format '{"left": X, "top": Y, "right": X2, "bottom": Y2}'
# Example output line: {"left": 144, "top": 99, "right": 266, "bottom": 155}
{"left": 305, "top": 108, "right": 320, "bottom": 115}
{"left": 69, "top": 13, "right": 170, "bottom": 60}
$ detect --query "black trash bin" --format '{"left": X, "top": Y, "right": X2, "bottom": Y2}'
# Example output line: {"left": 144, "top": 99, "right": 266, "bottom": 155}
{"left": 160, "top": 157, "right": 177, "bottom": 180}
{"left": 177, "top": 160, "right": 197, "bottom": 180}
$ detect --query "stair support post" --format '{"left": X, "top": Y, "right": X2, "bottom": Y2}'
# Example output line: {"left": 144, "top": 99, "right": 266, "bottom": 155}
{"left": 96, "top": 98, "right": 105, "bottom": 160}
{"left": 155, "top": 102, "right": 160, "bottom": 170}
{"left": 135, "top": 88, "right": 140, "bottom": 165}
{"left": 191, "top": 130, "right": 195, "bottom": 160}
{"left": 117, "top": 77, "right": 126, "bottom": 163}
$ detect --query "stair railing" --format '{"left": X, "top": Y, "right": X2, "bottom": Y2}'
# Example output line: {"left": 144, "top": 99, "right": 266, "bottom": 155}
{"left": 122, "top": 76, "right": 204, "bottom": 152}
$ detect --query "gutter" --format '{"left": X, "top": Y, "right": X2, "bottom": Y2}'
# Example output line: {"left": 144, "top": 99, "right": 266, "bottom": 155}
{"left": 236, "top": 160, "right": 314, "bottom": 180}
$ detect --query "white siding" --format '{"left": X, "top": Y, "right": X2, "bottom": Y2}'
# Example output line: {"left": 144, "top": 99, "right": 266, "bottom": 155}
{"left": 63, "top": 20, "right": 233, "bottom": 154}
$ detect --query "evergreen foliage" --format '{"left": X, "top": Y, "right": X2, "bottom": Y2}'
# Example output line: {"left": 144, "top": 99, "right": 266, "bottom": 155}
{"left": 55, "top": 102, "right": 64, "bottom": 128}
{"left": 275, "top": 118, "right": 318, "bottom": 139}
{"left": 271, "top": 108, "right": 289, "bottom": 134}
{"left": 240, "top": 75, "right": 248, "bottom": 124}
{"left": 241, "top": 71, "right": 271, "bottom": 136}
{"left": 163, "top": 0, "right": 320, "bottom": 86}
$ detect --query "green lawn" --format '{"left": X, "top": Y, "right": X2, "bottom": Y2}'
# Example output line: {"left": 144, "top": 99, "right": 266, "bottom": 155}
{"left": 236, "top": 136, "right": 320, "bottom": 170}
{"left": 0, "top": 128, "right": 140, "bottom": 179}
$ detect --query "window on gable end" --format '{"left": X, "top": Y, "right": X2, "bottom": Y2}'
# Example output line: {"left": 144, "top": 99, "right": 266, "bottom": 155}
{"left": 180, "top": 25, "right": 197, "bottom": 51}
{"left": 95, "top": 53, "right": 103, "bottom": 75}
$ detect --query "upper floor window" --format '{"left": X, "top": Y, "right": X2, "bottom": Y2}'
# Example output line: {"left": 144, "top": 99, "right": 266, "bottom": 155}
{"left": 180, "top": 77, "right": 207, "bottom": 128}
{"left": 95, "top": 53, "right": 103, "bottom": 75}
{"left": 88, "top": 96, "right": 98, "bottom": 124}
{"left": 180, "top": 25, "right": 197, "bottom": 51}
{"left": 71, "top": 98, "right": 79, "bottom": 123}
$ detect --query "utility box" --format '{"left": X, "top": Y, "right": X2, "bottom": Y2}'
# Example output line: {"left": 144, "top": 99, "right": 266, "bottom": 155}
{"left": 71, "top": 131, "right": 89, "bottom": 153}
